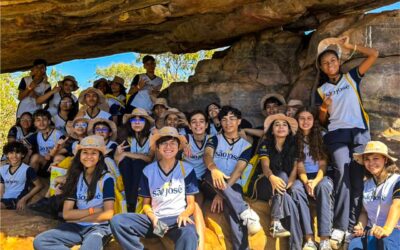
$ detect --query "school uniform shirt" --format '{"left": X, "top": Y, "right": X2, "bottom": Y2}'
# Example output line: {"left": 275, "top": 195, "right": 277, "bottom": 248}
{"left": 363, "top": 174, "right": 400, "bottom": 228}
{"left": 209, "top": 123, "right": 220, "bottom": 136}
{"left": 138, "top": 161, "right": 199, "bottom": 218}
{"left": 66, "top": 172, "right": 115, "bottom": 226}
{"left": 65, "top": 139, "right": 79, "bottom": 156}
{"left": 8, "top": 126, "right": 34, "bottom": 142}
{"left": 25, "top": 129, "right": 65, "bottom": 156}
{"left": 0, "top": 163, "right": 37, "bottom": 199}
{"left": 106, "top": 140, "right": 118, "bottom": 158}
{"left": 128, "top": 74, "right": 163, "bottom": 113}
{"left": 83, "top": 110, "right": 112, "bottom": 121}
{"left": 17, "top": 76, "right": 51, "bottom": 118}
{"left": 206, "top": 134, "right": 252, "bottom": 183}
{"left": 127, "top": 136, "right": 151, "bottom": 154}
{"left": 316, "top": 67, "right": 369, "bottom": 131}
{"left": 52, "top": 113, "right": 68, "bottom": 135}
{"left": 182, "top": 134, "right": 210, "bottom": 180}
{"left": 46, "top": 92, "right": 78, "bottom": 116}
{"left": 106, "top": 95, "right": 126, "bottom": 117}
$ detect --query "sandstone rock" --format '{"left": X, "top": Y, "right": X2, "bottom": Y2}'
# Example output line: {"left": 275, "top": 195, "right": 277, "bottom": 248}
{"left": 1, "top": 0, "right": 397, "bottom": 72}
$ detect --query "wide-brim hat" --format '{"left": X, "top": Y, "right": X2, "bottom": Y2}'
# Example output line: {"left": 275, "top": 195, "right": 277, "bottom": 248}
{"left": 93, "top": 78, "right": 109, "bottom": 89}
{"left": 317, "top": 36, "right": 352, "bottom": 62}
{"left": 74, "top": 135, "right": 111, "bottom": 156}
{"left": 58, "top": 75, "right": 79, "bottom": 91}
{"left": 260, "top": 93, "right": 286, "bottom": 116}
{"left": 160, "top": 108, "right": 187, "bottom": 124}
{"left": 152, "top": 98, "right": 170, "bottom": 110}
{"left": 110, "top": 76, "right": 126, "bottom": 91}
{"left": 66, "top": 117, "right": 89, "bottom": 139}
{"left": 150, "top": 126, "right": 188, "bottom": 150}
{"left": 123, "top": 108, "right": 155, "bottom": 126}
{"left": 380, "top": 118, "right": 400, "bottom": 142}
{"left": 286, "top": 99, "right": 304, "bottom": 108}
{"left": 78, "top": 87, "right": 107, "bottom": 106}
{"left": 353, "top": 141, "right": 397, "bottom": 166}
{"left": 87, "top": 118, "right": 118, "bottom": 141}
{"left": 263, "top": 113, "right": 298, "bottom": 135}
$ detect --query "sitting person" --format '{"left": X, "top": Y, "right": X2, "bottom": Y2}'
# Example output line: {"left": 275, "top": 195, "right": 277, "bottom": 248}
{"left": 78, "top": 87, "right": 112, "bottom": 120}
{"left": 161, "top": 108, "right": 189, "bottom": 135}
{"left": 203, "top": 106, "right": 261, "bottom": 250}
{"left": 0, "top": 141, "right": 42, "bottom": 210}
{"left": 109, "top": 76, "right": 127, "bottom": 103}
{"left": 16, "top": 59, "right": 50, "bottom": 118}
{"left": 152, "top": 98, "right": 169, "bottom": 129}
{"left": 33, "top": 135, "right": 115, "bottom": 250}
{"left": 8, "top": 112, "right": 35, "bottom": 143}
{"left": 206, "top": 102, "right": 222, "bottom": 136}
{"left": 64, "top": 117, "right": 90, "bottom": 156}
{"left": 349, "top": 141, "right": 399, "bottom": 250}
{"left": 110, "top": 127, "right": 198, "bottom": 250}
{"left": 107, "top": 76, "right": 127, "bottom": 126}
{"left": 87, "top": 118, "right": 118, "bottom": 158}
{"left": 285, "top": 99, "right": 304, "bottom": 118}
{"left": 52, "top": 95, "right": 78, "bottom": 135}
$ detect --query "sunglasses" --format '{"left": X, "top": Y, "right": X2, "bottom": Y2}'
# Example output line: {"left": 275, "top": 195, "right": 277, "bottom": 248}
{"left": 74, "top": 122, "right": 88, "bottom": 128}
{"left": 95, "top": 128, "right": 110, "bottom": 133}
{"left": 130, "top": 117, "right": 145, "bottom": 123}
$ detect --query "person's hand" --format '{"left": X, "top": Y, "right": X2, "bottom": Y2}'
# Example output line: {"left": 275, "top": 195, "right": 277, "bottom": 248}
{"left": 52, "top": 84, "right": 61, "bottom": 93}
{"left": 16, "top": 198, "right": 27, "bottom": 211}
{"left": 183, "top": 144, "right": 192, "bottom": 158}
{"left": 56, "top": 137, "right": 69, "bottom": 148}
{"left": 115, "top": 141, "right": 129, "bottom": 162}
{"left": 44, "top": 154, "right": 52, "bottom": 162}
{"left": 177, "top": 118, "right": 189, "bottom": 127}
{"left": 177, "top": 211, "right": 194, "bottom": 227}
{"left": 150, "top": 215, "right": 159, "bottom": 229}
{"left": 371, "top": 225, "right": 392, "bottom": 239}
{"left": 269, "top": 175, "right": 286, "bottom": 195}
{"left": 322, "top": 93, "right": 333, "bottom": 108}
{"left": 211, "top": 168, "right": 229, "bottom": 190}
{"left": 353, "top": 222, "right": 364, "bottom": 237}
{"left": 305, "top": 179, "right": 316, "bottom": 198}
{"left": 211, "top": 194, "right": 224, "bottom": 213}
{"left": 337, "top": 36, "right": 353, "bottom": 50}
{"left": 138, "top": 76, "right": 148, "bottom": 90}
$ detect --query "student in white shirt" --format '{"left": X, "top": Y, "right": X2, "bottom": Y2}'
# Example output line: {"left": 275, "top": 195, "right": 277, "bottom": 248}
{"left": 33, "top": 135, "right": 115, "bottom": 250}
{"left": 52, "top": 96, "right": 78, "bottom": 135}
{"left": 87, "top": 118, "right": 118, "bottom": 158}
{"left": 8, "top": 112, "right": 36, "bottom": 143}
{"left": 161, "top": 108, "right": 189, "bottom": 135}
{"left": 78, "top": 87, "right": 112, "bottom": 121}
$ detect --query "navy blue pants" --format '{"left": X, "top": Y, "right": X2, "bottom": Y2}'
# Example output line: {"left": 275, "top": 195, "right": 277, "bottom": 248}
{"left": 349, "top": 228, "right": 400, "bottom": 250}
{"left": 33, "top": 223, "right": 112, "bottom": 250}
{"left": 110, "top": 213, "right": 198, "bottom": 250}
{"left": 203, "top": 170, "right": 250, "bottom": 250}
{"left": 324, "top": 128, "right": 369, "bottom": 232}
{"left": 291, "top": 176, "right": 334, "bottom": 237}
{"left": 118, "top": 157, "right": 147, "bottom": 212}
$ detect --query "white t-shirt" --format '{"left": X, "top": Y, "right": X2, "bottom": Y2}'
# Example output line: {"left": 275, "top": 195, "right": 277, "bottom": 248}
{"left": 0, "top": 163, "right": 37, "bottom": 199}
{"left": 52, "top": 113, "right": 68, "bottom": 135}
{"left": 139, "top": 161, "right": 198, "bottom": 218}
{"left": 84, "top": 110, "right": 112, "bottom": 120}
{"left": 17, "top": 76, "right": 51, "bottom": 118}
{"left": 182, "top": 134, "right": 210, "bottom": 180}
{"left": 128, "top": 136, "right": 151, "bottom": 154}
{"left": 129, "top": 74, "right": 163, "bottom": 113}
{"left": 25, "top": 129, "right": 65, "bottom": 156}
{"left": 46, "top": 92, "right": 78, "bottom": 116}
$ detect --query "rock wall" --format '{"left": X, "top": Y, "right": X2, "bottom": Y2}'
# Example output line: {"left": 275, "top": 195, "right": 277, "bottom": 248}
{"left": 169, "top": 10, "right": 400, "bottom": 156}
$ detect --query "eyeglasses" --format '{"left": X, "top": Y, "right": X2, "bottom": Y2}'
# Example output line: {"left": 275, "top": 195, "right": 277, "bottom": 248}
{"left": 60, "top": 100, "right": 73, "bottom": 105}
{"left": 20, "top": 119, "right": 32, "bottom": 122}
{"left": 95, "top": 128, "right": 110, "bottom": 133}
{"left": 130, "top": 117, "right": 145, "bottom": 123}
{"left": 74, "top": 122, "right": 88, "bottom": 128}
{"left": 159, "top": 141, "right": 179, "bottom": 147}
{"left": 220, "top": 117, "right": 238, "bottom": 123}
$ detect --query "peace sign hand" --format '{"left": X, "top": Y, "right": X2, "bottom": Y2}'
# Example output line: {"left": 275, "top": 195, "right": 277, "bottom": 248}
{"left": 115, "top": 141, "right": 129, "bottom": 163}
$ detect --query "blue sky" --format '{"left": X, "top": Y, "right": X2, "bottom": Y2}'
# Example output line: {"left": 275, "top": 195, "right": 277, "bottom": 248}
{"left": 20, "top": 2, "right": 400, "bottom": 89}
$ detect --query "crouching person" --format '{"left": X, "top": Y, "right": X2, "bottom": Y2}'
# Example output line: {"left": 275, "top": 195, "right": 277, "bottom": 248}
{"left": 34, "top": 135, "right": 115, "bottom": 250}
{"left": 110, "top": 127, "right": 199, "bottom": 250}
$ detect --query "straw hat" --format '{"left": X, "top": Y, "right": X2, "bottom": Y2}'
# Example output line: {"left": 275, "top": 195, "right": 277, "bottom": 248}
{"left": 353, "top": 141, "right": 397, "bottom": 165}
{"left": 87, "top": 118, "right": 118, "bottom": 141}
{"left": 110, "top": 76, "right": 126, "bottom": 91}
{"left": 380, "top": 119, "right": 400, "bottom": 142}
{"left": 66, "top": 117, "right": 89, "bottom": 139}
{"left": 286, "top": 99, "right": 304, "bottom": 108}
{"left": 263, "top": 113, "right": 298, "bottom": 135}
{"left": 317, "top": 36, "right": 352, "bottom": 61}
{"left": 150, "top": 126, "right": 188, "bottom": 150}
{"left": 260, "top": 93, "right": 286, "bottom": 116}
{"left": 74, "top": 135, "right": 110, "bottom": 155}
{"left": 93, "top": 78, "right": 109, "bottom": 89}
{"left": 58, "top": 75, "right": 79, "bottom": 91}
{"left": 152, "top": 98, "right": 170, "bottom": 110}
{"left": 123, "top": 108, "right": 155, "bottom": 126}
{"left": 160, "top": 108, "right": 187, "bottom": 123}
{"left": 78, "top": 87, "right": 107, "bottom": 106}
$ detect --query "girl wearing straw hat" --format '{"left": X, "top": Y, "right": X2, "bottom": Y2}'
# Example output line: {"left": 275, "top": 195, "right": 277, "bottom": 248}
{"left": 34, "top": 135, "right": 115, "bottom": 250}
{"left": 105, "top": 76, "right": 127, "bottom": 126}
{"left": 115, "top": 108, "right": 155, "bottom": 212}
{"left": 78, "top": 87, "right": 112, "bottom": 121}
{"left": 110, "top": 127, "right": 199, "bottom": 250}
{"left": 349, "top": 141, "right": 399, "bottom": 250}
{"left": 161, "top": 108, "right": 189, "bottom": 135}
{"left": 315, "top": 36, "right": 379, "bottom": 248}
{"left": 87, "top": 118, "right": 118, "bottom": 158}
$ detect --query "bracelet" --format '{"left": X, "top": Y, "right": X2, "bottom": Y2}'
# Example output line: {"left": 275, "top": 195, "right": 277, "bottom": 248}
{"left": 349, "top": 44, "right": 357, "bottom": 59}
{"left": 88, "top": 207, "right": 95, "bottom": 215}
{"left": 320, "top": 106, "right": 327, "bottom": 112}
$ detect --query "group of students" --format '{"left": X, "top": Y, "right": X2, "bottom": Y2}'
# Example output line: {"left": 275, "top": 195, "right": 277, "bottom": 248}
{"left": 0, "top": 37, "right": 399, "bottom": 250}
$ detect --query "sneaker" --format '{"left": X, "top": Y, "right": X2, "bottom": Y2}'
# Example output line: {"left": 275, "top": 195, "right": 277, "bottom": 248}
{"left": 342, "top": 231, "right": 353, "bottom": 250}
{"left": 330, "top": 229, "right": 345, "bottom": 250}
{"left": 302, "top": 240, "right": 318, "bottom": 250}
{"left": 320, "top": 239, "right": 332, "bottom": 250}
{"left": 269, "top": 221, "right": 291, "bottom": 238}
{"left": 240, "top": 208, "right": 262, "bottom": 235}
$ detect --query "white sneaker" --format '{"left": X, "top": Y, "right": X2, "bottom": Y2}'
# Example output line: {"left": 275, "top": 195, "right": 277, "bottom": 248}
{"left": 330, "top": 229, "right": 345, "bottom": 250}
{"left": 240, "top": 208, "right": 262, "bottom": 235}
{"left": 320, "top": 239, "right": 332, "bottom": 250}
{"left": 342, "top": 231, "right": 353, "bottom": 250}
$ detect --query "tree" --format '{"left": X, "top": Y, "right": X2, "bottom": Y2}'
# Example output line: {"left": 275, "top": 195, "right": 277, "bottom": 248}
{"left": 95, "top": 63, "right": 142, "bottom": 88}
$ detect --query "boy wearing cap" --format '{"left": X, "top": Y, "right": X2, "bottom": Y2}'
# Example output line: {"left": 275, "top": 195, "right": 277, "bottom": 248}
{"left": 203, "top": 106, "right": 261, "bottom": 250}
{"left": 17, "top": 59, "right": 51, "bottom": 118}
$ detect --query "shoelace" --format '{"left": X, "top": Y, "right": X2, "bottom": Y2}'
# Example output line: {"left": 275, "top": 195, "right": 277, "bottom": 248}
{"left": 331, "top": 230, "right": 343, "bottom": 240}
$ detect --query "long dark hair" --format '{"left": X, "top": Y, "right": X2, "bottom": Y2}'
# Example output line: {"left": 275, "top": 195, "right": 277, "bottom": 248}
{"left": 125, "top": 117, "right": 151, "bottom": 143}
{"left": 262, "top": 121, "right": 297, "bottom": 175}
{"left": 58, "top": 95, "right": 78, "bottom": 121}
{"left": 16, "top": 112, "right": 36, "bottom": 134}
{"left": 295, "top": 107, "right": 328, "bottom": 162}
{"left": 62, "top": 150, "right": 108, "bottom": 202}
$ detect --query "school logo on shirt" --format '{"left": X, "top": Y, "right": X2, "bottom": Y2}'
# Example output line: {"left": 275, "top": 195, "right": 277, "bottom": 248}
{"left": 152, "top": 182, "right": 184, "bottom": 197}
{"left": 215, "top": 150, "right": 239, "bottom": 161}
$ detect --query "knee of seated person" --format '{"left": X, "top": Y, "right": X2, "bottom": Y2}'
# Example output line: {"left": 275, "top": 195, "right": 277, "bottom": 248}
{"left": 33, "top": 233, "right": 47, "bottom": 249}
{"left": 52, "top": 155, "right": 65, "bottom": 165}
{"left": 110, "top": 214, "right": 124, "bottom": 228}
{"left": 316, "top": 179, "right": 333, "bottom": 193}
{"left": 180, "top": 226, "right": 198, "bottom": 238}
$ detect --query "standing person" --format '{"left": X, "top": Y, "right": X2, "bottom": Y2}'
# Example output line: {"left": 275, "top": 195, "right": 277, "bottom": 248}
{"left": 315, "top": 36, "right": 379, "bottom": 248}
{"left": 115, "top": 108, "right": 154, "bottom": 212}
{"left": 203, "top": 106, "right": 261, "bottom": 250}
{"left": 126, "top": 55, "right": 164, "bottom": 113}
{"left": 17, "top": 59, "right": 50, "bottom": 118}
{"left": 0, "top": 141, "right": 42, "bottom": 210}
{"left": 37, "top": 75, "right": 79, "bottom": 116}
{"left": 110, "top": 127, "right": 199, "bottom": 250}
{"left": 290, "top": 107, "right": 333, "bottom": 250}
{"left": 256, "top": 113, "right": 302, "bottom": 250}
{"left": 8, "top": 112, "right": 36, "bottom": 143}
{"left": 349, "top": 141, "right": 399, "bottom": 250}
{"left": 33, "top": 135, "right": 115, "bottom": 250}
{"left": 52, "top": 95, "right": 78, "bottom": 135}
{"left": 78, "top": 87, "right": 112, "bottom": 121}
